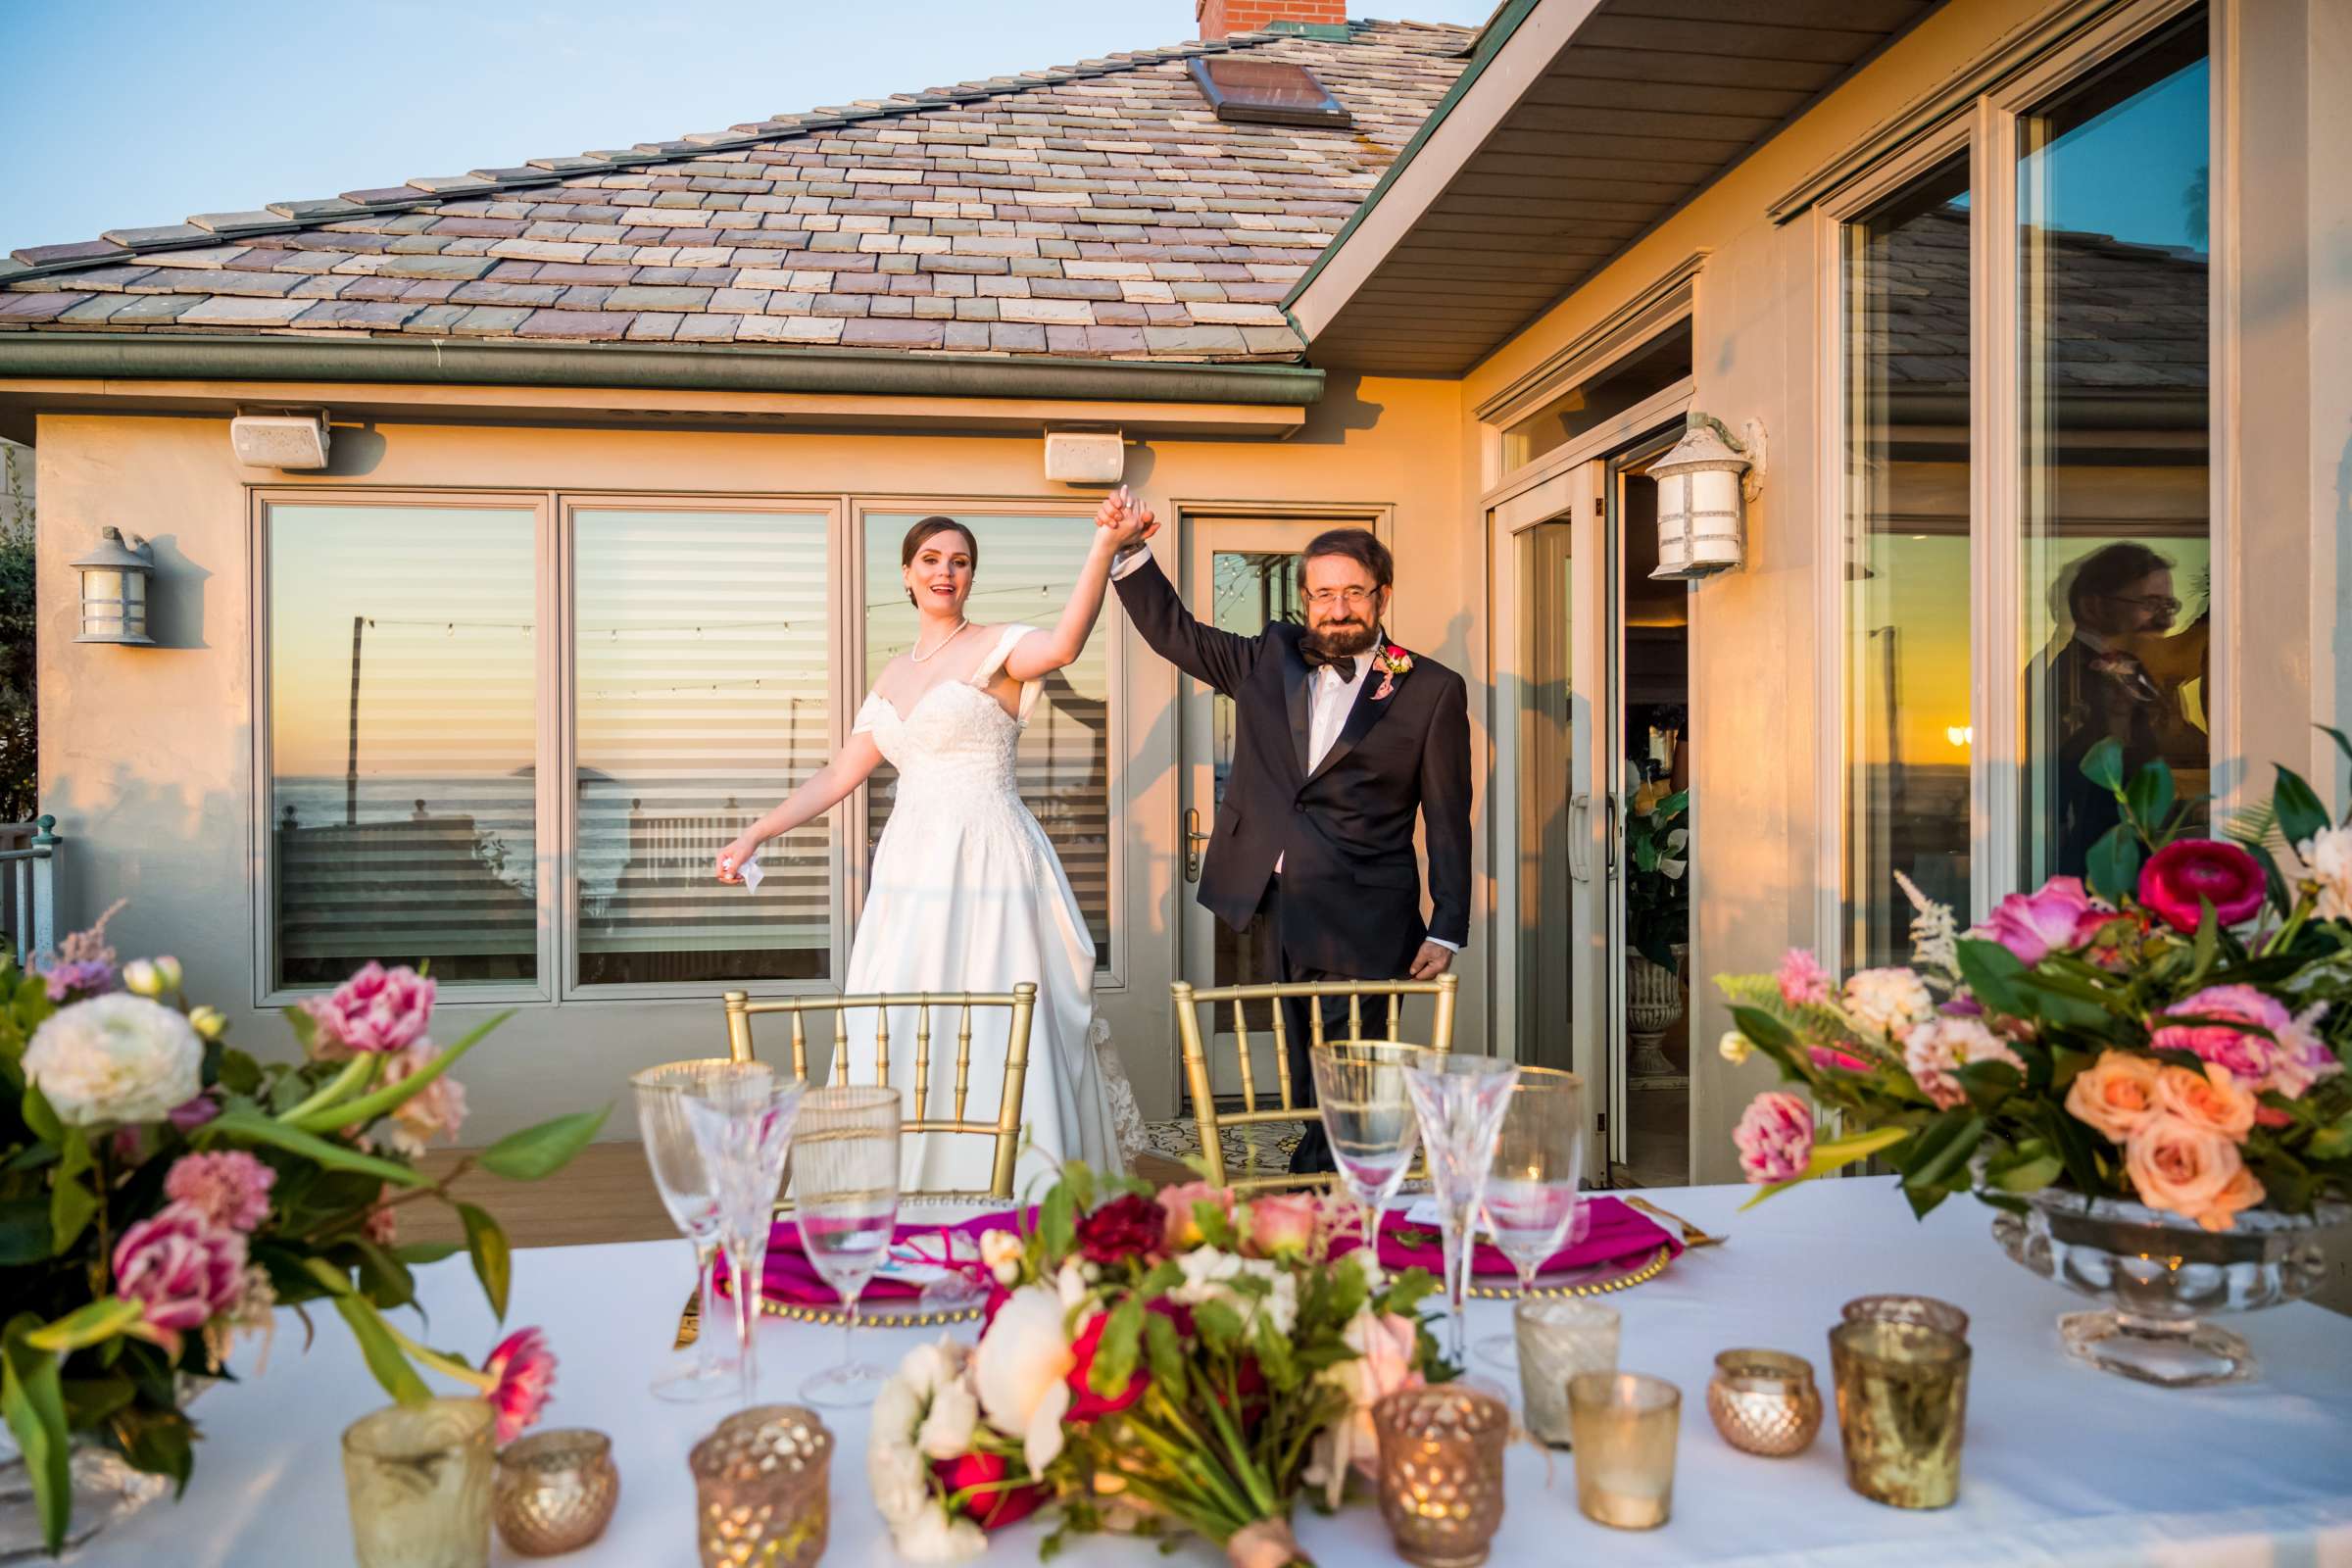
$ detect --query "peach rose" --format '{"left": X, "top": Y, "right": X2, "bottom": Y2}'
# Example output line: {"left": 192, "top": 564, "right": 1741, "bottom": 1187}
{"left": 2153, "top": 1061, "right": 2255, "bottom": 1143}
{"left": 2124, "top": 1113, "right": 2253, "bottom": 1228}
{"left": 2188, "top": 1165, "right": 2267, "bottom": 1233}
{"left": 1242, "top": 1193, "right": 1322, "bottom": 1259}
{"left": 2064, "top": 1052, "right": 2163, "bottom": 1144}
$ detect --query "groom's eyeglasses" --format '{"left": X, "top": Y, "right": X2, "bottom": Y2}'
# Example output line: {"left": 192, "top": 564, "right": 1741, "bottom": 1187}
{"left": 1301, "top": 586, "right": 1378, "bottom": 608}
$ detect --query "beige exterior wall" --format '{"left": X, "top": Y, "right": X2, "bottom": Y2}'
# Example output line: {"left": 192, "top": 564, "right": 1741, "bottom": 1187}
{"left": 33, "top": 377, "right": 1476, "bottom": 1141}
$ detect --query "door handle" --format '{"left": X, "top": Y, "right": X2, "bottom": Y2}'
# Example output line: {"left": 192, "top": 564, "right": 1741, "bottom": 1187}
{"left": 1568, "top": 794, "right": 1592, "bottom": 884}
{"left": 1184, "top": 807, "right": 1208, "bottom": 884}
{"left": 1604, "top": 793, "right": 1620, "bottom": 881}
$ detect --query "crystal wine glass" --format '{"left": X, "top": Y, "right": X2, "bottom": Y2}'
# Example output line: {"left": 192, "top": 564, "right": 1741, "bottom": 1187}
{"left": 630, "top": 1058, "right": 747, "bottom": 1401}
{"left": 1310, "top": 1042, "right": 1431, "bottom": 1255}
{"left": 679, "top": 1063, "right": 807, "bottom": 1409}
{"left": 1473, "top": 1065, "right": 1586, "bottom": 1365}
{"left": 1402, "top": 1054, "right": 1520, "bottom": 1367}
{"left": 793, "top": 1084, "right": 903, "bottom": 1407}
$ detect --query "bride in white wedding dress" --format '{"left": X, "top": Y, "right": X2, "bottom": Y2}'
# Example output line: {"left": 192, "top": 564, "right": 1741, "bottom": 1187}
{"left": 716, "top": 514, "right": 1146, "bottom": 1195}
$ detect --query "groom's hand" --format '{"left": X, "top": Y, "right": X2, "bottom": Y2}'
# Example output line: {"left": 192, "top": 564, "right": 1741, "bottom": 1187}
{"left": 1407, "top": 941, "right": 1453, "bottom": 980}
{"left": 1094, "top": 486, "right": 1157, "bottom": 551}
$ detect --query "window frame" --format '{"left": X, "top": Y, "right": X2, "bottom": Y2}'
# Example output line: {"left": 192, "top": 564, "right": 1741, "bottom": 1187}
{"left": 1813, "top": 0, "right": 2229, "bottom": 974}
{"left": 1186, "top": 56, "right": 1351, "bottom": 129}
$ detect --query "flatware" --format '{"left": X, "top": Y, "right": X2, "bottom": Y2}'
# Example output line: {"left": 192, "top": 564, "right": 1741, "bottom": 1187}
{"left": 1625, "top": 1194, "right": 1726, "bottom": 1249}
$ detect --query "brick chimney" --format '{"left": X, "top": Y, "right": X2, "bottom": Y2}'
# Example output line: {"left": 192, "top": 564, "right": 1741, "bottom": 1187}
{"left": 1197, "top": 0, "right": 1347, "bottom": 41}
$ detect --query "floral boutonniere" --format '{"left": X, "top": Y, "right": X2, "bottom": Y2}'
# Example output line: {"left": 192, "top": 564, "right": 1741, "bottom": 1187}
{"left": 1372, "top": 642, "right": 1412, "bottom": 701}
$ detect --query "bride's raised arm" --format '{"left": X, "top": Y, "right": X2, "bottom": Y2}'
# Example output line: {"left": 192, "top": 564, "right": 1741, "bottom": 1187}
{"left": 713, "top": 730, "right": 884, "bottom": 883}
{"left": 1000, "top": 497, "right": 1154, "bottom": 682}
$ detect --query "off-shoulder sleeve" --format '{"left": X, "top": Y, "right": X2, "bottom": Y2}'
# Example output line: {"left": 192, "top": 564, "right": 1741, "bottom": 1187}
{"left": 971, "top": 623, "right": 1045, "bottom": 722}
{"left": 850, "top": 691, "right": 881, "bottom": 736}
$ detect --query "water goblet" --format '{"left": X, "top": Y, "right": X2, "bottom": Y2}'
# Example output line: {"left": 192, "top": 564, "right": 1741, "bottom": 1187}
{"left": 1474, "top": 1065, "right": 1585, "bottom": 1364}
{"left": 632, "top": 1059, "right": 748, "bottom": 1402}
{"left": 680, "top": 1063, "right": 808, "bottom": 1409}
{"left": 1310, "top": 1042, "right": 1431, "bottom": 1254}
{"left": 1401, "top": 1054, "right": 1520, "bottom": 1366}
{"left": 793, "top": 1085, "right": 904, "bottom": 1407}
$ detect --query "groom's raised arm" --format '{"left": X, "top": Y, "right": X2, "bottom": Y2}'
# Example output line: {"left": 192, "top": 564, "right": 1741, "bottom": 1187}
{"left": 1109, "top": 547, "right": 1260, "bottom": 697}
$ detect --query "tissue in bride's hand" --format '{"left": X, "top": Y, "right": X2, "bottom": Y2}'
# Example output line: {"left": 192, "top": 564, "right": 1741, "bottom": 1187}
{"left": 738, "top": 856, "right": 764, "bottom": 893}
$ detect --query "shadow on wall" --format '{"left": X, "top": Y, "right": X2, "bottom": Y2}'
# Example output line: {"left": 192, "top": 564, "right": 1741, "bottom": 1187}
{"left": 139, "top": 534, "right": 211, "bottom": 651}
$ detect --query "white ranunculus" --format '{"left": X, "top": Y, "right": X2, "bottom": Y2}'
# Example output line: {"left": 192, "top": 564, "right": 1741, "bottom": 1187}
{"left": 980, "top": 1227, "right": 1025, "bottom": 1286}
{"left": 1718, "top": 1029, "right": 1754, "bottom": 1066}
{"left": 2302, "top": 827, "right": 2352, "bottom": 923}
{"left": 917, "top": 1378, "right": 980, "bottom": 1460}
{"left": 897, "top": 1337, "right": 964, "bottom": 1403}
{"left": 892, "top": 1504, "right": 989, "bottom": 1563}
{"left": 1168, "top": 1248, "right": 1298, "bottom": 1337}
{"left": 24, "top": 994, "right": 203, "bottom": 1127}
{"left": 867, "top": 1433, "right": 930, "bottom": 1526}
{"left": 1842, "top": 966, "right": 1936, "bottom": 1043}
{"left": 972, "top": 1286, "right": 1074, "bottom": 1474}
{"left": 122, "top": 959, "right": 164, "bottom": 997}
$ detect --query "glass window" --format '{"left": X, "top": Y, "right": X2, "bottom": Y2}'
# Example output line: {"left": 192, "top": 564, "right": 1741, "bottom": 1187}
{"left": 573, "top": 509, "right": 833, "bottom": 985}
{"left": 1501, "top": 319, "right": 1693, "bottom": 473}
{"left": 267, "top": 504, "right": 538, "bottom": 988}
{"left": 864, "top": 514, "right": 1111, "bottom": 956}
{"left": 2019, "top": 16, "right": 2210, "bottom": 882}
{"left": 1187, "top": 57, "right": 1351, "bottom": 128}
{"left": 1844, "top": 157, "right": 1973, "bottom": 965}
{"left": 1514, "top": 521, "right": 1575, "bottom": 1070}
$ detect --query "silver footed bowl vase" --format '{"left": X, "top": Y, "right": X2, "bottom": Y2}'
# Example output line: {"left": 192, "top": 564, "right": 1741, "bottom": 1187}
{"left": 1991, "top": 1187, "right": 2347, "bottom": 1388}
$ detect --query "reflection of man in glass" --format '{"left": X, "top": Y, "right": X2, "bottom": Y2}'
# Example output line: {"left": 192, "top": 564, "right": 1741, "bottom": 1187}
{"left": 2048, "top": 542, "right": 2203, "bottom": 873}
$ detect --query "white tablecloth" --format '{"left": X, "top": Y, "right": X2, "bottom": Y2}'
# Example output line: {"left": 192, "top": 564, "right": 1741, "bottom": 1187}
{"left": 72, "top": 1178, "right": 2352, "bottom": 1567}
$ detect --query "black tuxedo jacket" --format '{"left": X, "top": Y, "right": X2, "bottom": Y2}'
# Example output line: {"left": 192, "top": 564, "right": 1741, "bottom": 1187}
{"left": 1114, "top": 553, "right": 1472, "bottom": 978}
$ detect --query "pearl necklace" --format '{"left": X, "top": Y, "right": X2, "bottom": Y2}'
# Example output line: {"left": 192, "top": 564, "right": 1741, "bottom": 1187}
{"left": 909, "top": 619, "right": 969, "bottom": 663}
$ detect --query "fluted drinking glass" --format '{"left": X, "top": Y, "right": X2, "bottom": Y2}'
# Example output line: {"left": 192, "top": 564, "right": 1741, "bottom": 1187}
{"left": 793, "top": 1085, "right": 903, "bottom": 1407}
{"left": 632, "top": 1059, "right": 744, "bottom": 1401}
{"left": 1402, "top": 1054, "right": 1520, "bottom": 1366}
{"left": 1310, "top": 1042, "right": 1431, "bottom": 1255}
{"left": 1474, "top": 1065, "right": 1585, "bottom": 1364}
{"left": 680, "top": 1063, "right": 807, "bottom": 1409}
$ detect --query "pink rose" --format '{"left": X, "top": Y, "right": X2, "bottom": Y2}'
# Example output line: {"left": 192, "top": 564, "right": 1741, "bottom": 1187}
{"left": 162, "top": 1151, "right": 276, "bottom": 1232}
{"left": 1243, "top": 1193, "right": 1323, "bottom": 1258}
{"left": 1902, "top": 1015, "right": 2025, "bottom": 1111}
{"left": 1978, "top": 876, "right": 2117, "bottom": 964}
{"left": 1733, "top": 1092, "right": 1813, "bottom": 1185}
{"left": 2136, "top": 840, "right": 2266, "bottom": 934}
{"left": 1156, "top": 1180, "right": 1236, "bottom": 1250}
{"left": 2152, "top": 1061, "right": 2255, "bottom": 1143}
{"left": 112, "top": 1202, "right": 246, "bottom": 1342}
{"left": 301, "top": 961, "right": 435, "bottom": 1057}
{"left": 2125, "top": 1113, "right": 2265, "bottom": 1231}
{"left": 2064, "top": 1051, "right": 2163, "bottom": 1143}
{"left": 2151, "top": 986, "right": 2343, "bottom": 1099}
{"left": 1777, "top": 949, "right": 1834, "bottom": 1007}
{"left": 481, "top": 1327, "right": 557, "bottom": 1443}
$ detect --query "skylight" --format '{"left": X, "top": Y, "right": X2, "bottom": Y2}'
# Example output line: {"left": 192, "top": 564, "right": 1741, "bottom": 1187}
{"left": 1188, "top": 56, "right": 1352, "bottom": 129}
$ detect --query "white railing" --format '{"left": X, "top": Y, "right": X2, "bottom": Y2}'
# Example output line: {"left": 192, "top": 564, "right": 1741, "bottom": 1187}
{"left": 0, "top": 814, "right": 59, "bottom": 969}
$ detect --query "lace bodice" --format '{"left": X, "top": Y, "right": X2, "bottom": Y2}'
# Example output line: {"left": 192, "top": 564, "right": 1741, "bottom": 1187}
{"left": 856, "top": 624, "right": 1038, "bottom": 812}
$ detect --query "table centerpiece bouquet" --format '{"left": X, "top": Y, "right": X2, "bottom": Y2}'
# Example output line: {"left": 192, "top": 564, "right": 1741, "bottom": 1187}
{"left": 1, "top": 910, "right": 607, "bottom": 1555}
{"left": 867, "top": 1162, "right": 1448, "bottom": 1565}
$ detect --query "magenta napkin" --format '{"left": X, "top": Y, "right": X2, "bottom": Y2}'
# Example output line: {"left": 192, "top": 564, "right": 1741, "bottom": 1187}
{"left": 715, "top": 1208, "right": 1029, "bottom": 1307}
{"left": 1333, "top": 1196, "right": 1680, "bottom": 1278}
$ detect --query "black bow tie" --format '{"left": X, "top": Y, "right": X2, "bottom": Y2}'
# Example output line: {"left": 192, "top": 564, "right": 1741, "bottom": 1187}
{"left": 1298, "top": 643, "right": 1356, "bottom": 674}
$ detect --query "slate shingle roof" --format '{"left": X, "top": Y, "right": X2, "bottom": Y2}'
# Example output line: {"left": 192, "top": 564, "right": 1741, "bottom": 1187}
{"left": 0, "top": 22, "right": 1470, "bottom": 364}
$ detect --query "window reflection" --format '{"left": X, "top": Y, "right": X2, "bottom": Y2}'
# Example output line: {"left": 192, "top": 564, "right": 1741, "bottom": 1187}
{"left": 1501, "top": 319, "right": 1693, "bottom": 473}
{"left": 2019, "top": 17, "right": 2210, "bottom": 881}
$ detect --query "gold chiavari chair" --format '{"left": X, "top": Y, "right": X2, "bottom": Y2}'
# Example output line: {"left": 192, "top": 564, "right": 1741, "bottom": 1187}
{"left": 721, "top": 985, "right": 1037, "bottom": 1201}
{"left": 1171, "top": 973, "right": 1458, "bottom": 1196}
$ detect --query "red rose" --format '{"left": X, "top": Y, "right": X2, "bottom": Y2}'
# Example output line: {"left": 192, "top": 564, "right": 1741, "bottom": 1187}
{"left": 1074, "top": 1193, "right": 1167, "bottom": 1266}
{"left": 2137, "top": 840, "right": 2266, "bottom": 933}
{"left": 1065, "top": 1309, "right": 1152, "bottom": 1421}
{"left": 933, "top": 1451, "right": 1048, "bottom": 1530}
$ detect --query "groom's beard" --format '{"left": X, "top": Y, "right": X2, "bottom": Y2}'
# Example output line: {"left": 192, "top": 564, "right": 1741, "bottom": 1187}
{"left": 1301, "top": 617, "right": 1380, "bottom": 662}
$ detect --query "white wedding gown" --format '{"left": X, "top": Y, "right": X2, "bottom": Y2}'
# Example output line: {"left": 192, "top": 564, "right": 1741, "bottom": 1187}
{"left": 845, "top": 624, "right": 1143, "bottom": 1196}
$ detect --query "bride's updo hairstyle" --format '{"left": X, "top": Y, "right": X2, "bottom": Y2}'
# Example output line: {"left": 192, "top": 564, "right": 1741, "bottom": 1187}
{"left": 902, "top": 515, "right": 979, "bottom": 608}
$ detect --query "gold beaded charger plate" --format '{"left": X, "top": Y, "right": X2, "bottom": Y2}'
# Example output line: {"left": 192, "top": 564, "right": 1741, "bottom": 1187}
{"left": 1465, "top": 1242, "right": 1674, "bottom": 1298}
{"left": 677, "top": 1199, "right": 998, "bottom": 1344}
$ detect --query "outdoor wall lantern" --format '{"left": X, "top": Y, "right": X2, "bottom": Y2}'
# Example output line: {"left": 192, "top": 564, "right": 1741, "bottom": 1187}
{"left": 1650, "top": 414, "right": 1765, "bottom": 581}
{"left": 73, "top": 526, "right": 157, "bottom": 645}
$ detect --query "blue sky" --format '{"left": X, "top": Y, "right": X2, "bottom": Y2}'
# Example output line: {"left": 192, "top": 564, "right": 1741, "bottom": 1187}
{"left": 0, "top": 0, "right": 1498, "bottom": 259}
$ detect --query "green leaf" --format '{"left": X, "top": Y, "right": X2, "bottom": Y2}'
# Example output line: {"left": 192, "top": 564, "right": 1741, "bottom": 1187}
{"left": 2, "top": 1315, "right": 70, "bottom": 1553}
{"left": 2307, "top": 1111, "right": 2352, "bottom": 1162}
{"left": 24, "top": 1298, "right": 142, "bottom": 1354}
{"left": 20, "top": 1083, "right": 63, "bottom": 1145}
{"left": 0, "top": 1198, "right": 49, "bottom": 1264}
{"left": 58, "top": 1371, "right": 136, "bottom": 1431}
{"left": 1089, "top": 1295, "right": 1145, "bottom": 1401}
{"left": 1728, "top": 1005, "right": 1795, "bottom": 1053}
{"left": 113, "top": 1405, "right": 196, "bottom": 1495}
{"left": 2080, "top": 737, "right": 2126, "bottom": 795}
{"left": 329, "top": 1293, "right": 432, "bottom": 1407}
{"left": 216, "top": 1048, "right": 264, "bottom": 1097}
{"left": 1954, "top": 1059, "right": 2022, "bottom": 1116}
{"left": 1984, "top": 1139, "right": 2064, "bottom": 1194}
{"left": 458, "top": 1203, "right": 512, "bottom": 1322}
{"left": 49, "top": 1130, "right": 97, "bottom": 1255}
{"left": 1897, "top": 1110, "right": 1986, "bottom": 1196}
{"left": 392, "top": 1240, "right": 466, "bottom": 1267}
{"left": 1038, "top": 1179, "right": 1077, "bottom": 1261}
{"left": 2125, "top": 760, "right": 2176, "bottom": 834}
{"left": 2273, "top": 765, "right": 2331, "bottom": 849}
{"left": 346, "top": 1239, "right": 417, "bottom": 1311}
{"left": 2318, "top": 723, "right": 2352, "bottom": 775}
{"left": 290, "top": 1010, "right": 512, "bottom": 1135}
{"left": 202, "top": 1108, "right": 429, "bottom": 1188}
{"left": 1954, "top": 940, "right": 2031, "bottom": 1020}
{"left": 476, "top": 1103, "right": 610, "bottom": 1182}
{"left": 1193, "top": 1299, "right": 1246, "bottom": 1354}
{"left": 2085, "top": 824, "right": 2144, "bottom": 905}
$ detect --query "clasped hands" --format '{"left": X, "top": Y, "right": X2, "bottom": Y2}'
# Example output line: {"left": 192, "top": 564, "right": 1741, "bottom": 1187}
{"left": 1093, "top": 485, "right": 1158, "bottom": 553}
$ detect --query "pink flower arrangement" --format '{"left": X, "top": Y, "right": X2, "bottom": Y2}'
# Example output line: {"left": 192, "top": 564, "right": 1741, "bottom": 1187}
{"left": 163, "top": 1152, "right": 275, "bottom": 1232}
{"left": 301, "top": 961, "right": 436, "bottom": 1057}
{"left": 1734, "top": 1092, "right": 1814, "bottom": 1185}
{"left": 1977, "top": 875, "right": 2117, "bottom": 964}
{"left": 2150, "top": 985, "right": 2343, "bottom": 1100}
{"left": 480, "top": 1327, "right": 557, "bottom": 1443}
{"left": 112, "top": 1203, "right": 247, "bottom": 1344}
{"left": 1776, "top": 949, "right": 1833, "bottom": 1007}
{"left": 2136, "top": 840, "right": 2266, "bottom": 934}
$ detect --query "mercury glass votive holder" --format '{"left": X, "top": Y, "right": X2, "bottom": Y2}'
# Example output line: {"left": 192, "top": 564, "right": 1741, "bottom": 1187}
{"left": 1566, "top": 1372, "right": 1680, "bottom": 1530}
{"left": 342, "top": 1397, "right": 495, "bottom": 1568}
{"left": 690, "top": 1404, "right": 833, "bottom": 1568}
{"left": 1841, "top": 1294, "right": 1970, "bottom": 1342}
{"left": 1513, "top": 1298, "right": 1620, "bottom": 1447}
{"left": 494, "top": 1428, "right": 620, "bottom": 1555}
{"left": 1828, "top": 1319, "right": 1970, "bottom": 1509}
{"left": 1705, "top": 1349, "right": 1823, "bottom": 1457}
{"left": 1371, "top": 1384, "right": 1512, "bottom": 1568}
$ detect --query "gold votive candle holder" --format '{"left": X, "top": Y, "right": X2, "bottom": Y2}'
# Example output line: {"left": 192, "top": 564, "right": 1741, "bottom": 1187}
{"left": 690, "top": 1404, "right": 833, "bottom": 1568}
{"left": 342, "top": 1396, "right": 495, "bottom": 1568}
{"left": 1513, "top": 1298, "right": 1620, "bottom": 1447}
{"left": 1706, "top": 1349, "right": 1823, "bottom": 1457}
{"left": 495, "top": 1428, "right": 620, "bottom": 1556}
{"left": 1828, "top": 1319, "right": 1970, "bottom": 1509}
{"left": 1371, "top": 1383, "right": 1511, "bottom": 1568}
{"left": 1566, "top": 1372, "right": 1680, "bottom": 1531}
{"left": 1841, "top": 1294, "right": 1970, "bottom": 1342}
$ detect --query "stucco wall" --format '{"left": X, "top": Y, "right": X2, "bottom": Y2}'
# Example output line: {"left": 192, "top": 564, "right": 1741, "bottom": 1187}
{"left": 33, "top": 376, "right": 1475, "bottom": 1142}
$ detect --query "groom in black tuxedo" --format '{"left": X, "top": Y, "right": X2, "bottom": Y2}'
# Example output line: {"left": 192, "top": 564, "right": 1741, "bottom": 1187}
{"left": 1099, "top": 494, "right": 1472, "bottom": 1173}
